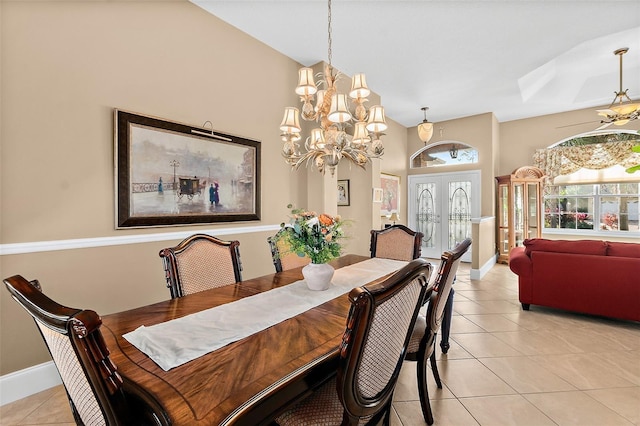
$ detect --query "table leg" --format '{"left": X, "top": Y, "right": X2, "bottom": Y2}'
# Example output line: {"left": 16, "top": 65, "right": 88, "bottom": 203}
{"left": 439, "top": 288, "right": 454, "bottom": 354}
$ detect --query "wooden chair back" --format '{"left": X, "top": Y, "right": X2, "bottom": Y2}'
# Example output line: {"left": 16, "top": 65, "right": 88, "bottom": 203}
{"left": 337, "top": 258, "right": 432, "bottom": 423}
{"left": 267, "top": 228, "right": 311, "bottom": 272}
{"left": 427, "top": 238, "right": 472, "bottom": 332}
{"left": 370, "top": 224, "right": 424, "bottom": 261}
{"left": 159, "top": 233, "right": 242, "bottom": 299}
{"left": 3, "top": 275, "right": 168, "bottom": 426}
{"left": 404, "top": 238, "right": 472, "bottom": 424}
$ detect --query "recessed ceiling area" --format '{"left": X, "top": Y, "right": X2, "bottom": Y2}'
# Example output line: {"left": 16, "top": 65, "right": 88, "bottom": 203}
{"left": 190, "top": 1, "right": 640, "bottom": 128}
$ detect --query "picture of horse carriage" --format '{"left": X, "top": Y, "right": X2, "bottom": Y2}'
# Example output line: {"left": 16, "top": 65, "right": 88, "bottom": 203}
{"left": 178, "top": 177, "right": 201, "bottom": 200}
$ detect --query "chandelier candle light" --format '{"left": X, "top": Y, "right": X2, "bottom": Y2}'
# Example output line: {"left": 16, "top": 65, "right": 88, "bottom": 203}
{"left": 279, "top": 0, "right": 387, "bottom": 176}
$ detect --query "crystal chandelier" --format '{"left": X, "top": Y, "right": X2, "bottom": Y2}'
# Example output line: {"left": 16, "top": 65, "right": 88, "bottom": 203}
{"left": 279, "top": 0, "right": 387, "bottom": 176}
{"left": 597, "top": 47, "right": 640, "bottom": 129}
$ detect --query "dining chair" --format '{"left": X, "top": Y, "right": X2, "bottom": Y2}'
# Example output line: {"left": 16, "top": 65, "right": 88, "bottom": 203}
{"left": 404, "top": 238, "right": 472, "bottom": 425}
{"left": 370, "top": 224, "right": 424, "bottom": 261}
{"left": 267, "top": 228, "right": 311, "bottom": 272}
{"left": 275, "top": 258, "right": 433, "bottom": 426}
{"left": 159, "top": 233, "right": 242, "bottom": 299}
{"left": 3, "top": 275, "right": 169, "bottom": 426}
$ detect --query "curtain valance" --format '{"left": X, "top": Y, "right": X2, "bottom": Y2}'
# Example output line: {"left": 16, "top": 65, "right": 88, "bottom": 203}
{"left": 533, "top": 141, "right": 640, "bottom": 182}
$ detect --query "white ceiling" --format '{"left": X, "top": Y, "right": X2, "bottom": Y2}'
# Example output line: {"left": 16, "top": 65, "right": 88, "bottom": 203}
{"left": 191, "top": 1, "right": 640, "bottom": 128}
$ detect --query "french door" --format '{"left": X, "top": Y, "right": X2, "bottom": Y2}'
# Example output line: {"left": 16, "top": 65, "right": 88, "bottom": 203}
{"left": 408, "top": 171, "right": 480, "bottom": 261}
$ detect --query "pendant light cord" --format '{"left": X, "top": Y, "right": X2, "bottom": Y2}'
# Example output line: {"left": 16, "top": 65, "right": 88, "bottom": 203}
{"left": 327, "top": 0, "right": 332, "bottom": 66}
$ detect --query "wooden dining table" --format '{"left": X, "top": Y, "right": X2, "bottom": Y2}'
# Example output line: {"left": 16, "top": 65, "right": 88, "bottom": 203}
{"left": 101, "top": 254, "right": 389, "bottom": 425}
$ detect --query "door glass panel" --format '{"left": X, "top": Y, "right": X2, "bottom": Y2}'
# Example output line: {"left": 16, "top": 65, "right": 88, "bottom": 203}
{"left": 417, "top": 183, "right": 437, "bottom": 250}
{"left": 499, "top": 228, "right": 509, "bottom": 255}
{"left": 526, "top": 183, "right": 538, "bottom": 239}
{"left": 499, "top": 185, "right": 509, "bottom": 227}
{"left": 448, "top": 180, "right": 471, "bottom": 250}
{"left": 514, "top": 184, "right": 524, "bottom": 246}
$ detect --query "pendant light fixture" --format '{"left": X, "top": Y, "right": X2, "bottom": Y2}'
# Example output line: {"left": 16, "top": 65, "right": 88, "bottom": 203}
{"left": 597, "top": 47, "right": 640, "bottom": 129}
{"left": 417, "top": 106, "right": 434, "bottom": 143}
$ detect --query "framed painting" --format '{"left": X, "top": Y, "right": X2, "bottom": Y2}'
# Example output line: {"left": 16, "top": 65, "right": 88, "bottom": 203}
{"left": 115, "top": 110, "right": 261, "bottom": 228}
{"left": 337, "top": 179, "right": 350, "bottom": 206}
{"left": 380, "top": 173, "right": 400, "bottom": 216}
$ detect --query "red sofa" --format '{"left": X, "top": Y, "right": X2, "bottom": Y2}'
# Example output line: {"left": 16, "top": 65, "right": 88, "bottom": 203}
{"left": 509, "top": 238, "right": 640, "bottom": 322}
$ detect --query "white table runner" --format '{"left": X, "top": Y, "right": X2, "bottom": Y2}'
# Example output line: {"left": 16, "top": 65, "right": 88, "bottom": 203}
{"left": 124, "top": 258, "right": 407, "bottom": 371}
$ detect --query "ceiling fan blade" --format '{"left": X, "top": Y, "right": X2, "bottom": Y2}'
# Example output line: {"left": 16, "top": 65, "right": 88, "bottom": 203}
{"left": 595, "top": 122, "right": 613, "bottom": 130}
{"left": 596, "top": 109, "right": 617, "bottom": 117}
{"left": 556, "top": 120, "right": 599, "bottom": 129}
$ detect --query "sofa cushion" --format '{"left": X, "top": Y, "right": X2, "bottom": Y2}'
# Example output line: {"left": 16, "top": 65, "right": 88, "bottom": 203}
{"left": 607, "top": 241, "right": 640, "bottom": 258}
{"left": 523, "top": 238, "right": 608, "bottom": 257}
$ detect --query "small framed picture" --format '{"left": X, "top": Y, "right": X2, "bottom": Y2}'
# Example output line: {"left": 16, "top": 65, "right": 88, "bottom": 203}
{"left": 380, "top": 173, "right": 400, "bottom": 216}
{"left": 337, "top": 179, "right": 350, "bottom": 206}
{"left": 372, "top": 188, "right": 383, "bottom": 203}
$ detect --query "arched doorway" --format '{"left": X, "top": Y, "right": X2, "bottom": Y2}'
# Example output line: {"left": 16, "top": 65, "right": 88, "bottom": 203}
{"left": 408, "top": 140, "right": 480, "bottom": 260}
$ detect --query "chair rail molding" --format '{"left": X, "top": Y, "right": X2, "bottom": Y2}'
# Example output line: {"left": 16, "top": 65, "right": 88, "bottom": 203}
{"left": 0, "top": 224, "right": 281, "bottom": 256}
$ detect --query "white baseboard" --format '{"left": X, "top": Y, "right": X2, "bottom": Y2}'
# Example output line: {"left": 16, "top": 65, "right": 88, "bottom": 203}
{"left": 0, "top": 362, "right": 62, "bottom": 406}
{"left": 470, "top": 254, "right": 497, "bottom": 280}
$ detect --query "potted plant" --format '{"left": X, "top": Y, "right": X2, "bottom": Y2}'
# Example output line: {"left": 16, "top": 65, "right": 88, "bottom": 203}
{"left": 274, "top": 204, "right": 345, "bottom": 290}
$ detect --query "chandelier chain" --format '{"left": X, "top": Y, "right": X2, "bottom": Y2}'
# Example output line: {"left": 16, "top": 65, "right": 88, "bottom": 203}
{"left": 327, "top": 0, "right": 332, "bottom": 66}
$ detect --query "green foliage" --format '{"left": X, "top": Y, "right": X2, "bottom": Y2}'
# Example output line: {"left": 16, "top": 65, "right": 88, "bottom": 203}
{"left": 274, "top": 204, "right": 346, "bottom": 264}
{"left": 625, "top": 143, "right": 640, "bottom": 174}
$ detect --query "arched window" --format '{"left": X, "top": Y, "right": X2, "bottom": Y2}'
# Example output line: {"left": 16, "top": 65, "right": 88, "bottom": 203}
{"left": 536, "top": 130, "right": 640, "bottom": 236}
{"left": 534, "top": 130, "right": 640, "bottom": 182}
{"left": 410, "top": 140, "right": 478, "bottom": 169}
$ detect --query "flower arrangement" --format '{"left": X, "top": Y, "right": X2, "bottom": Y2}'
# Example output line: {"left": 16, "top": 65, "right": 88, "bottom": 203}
{"left": 275, "top": 204, "right": 345, "bottom": 264}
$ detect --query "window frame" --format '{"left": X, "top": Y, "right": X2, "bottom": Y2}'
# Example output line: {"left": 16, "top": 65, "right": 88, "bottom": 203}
{"left": 543, "top": 182, "right": 639, "bottom": 237}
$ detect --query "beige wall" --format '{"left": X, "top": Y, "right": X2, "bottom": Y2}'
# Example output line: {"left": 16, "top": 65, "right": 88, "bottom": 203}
{"left": 406, "top": 113, "right": 498, "bottom": 263}
{"left": 337, "top": 115, "right": 408, "bottom": 257}
{"left": 0, "top": 0, "right": 307, "bottom": 375}
{"left": 500, "top": 106, "right": 640, "bottom": 176}
{"left": 407, "top": 112, "right": 498, "bottom": 217}
{"left": 472, "top": 217, "right": 496, "bottom": 269}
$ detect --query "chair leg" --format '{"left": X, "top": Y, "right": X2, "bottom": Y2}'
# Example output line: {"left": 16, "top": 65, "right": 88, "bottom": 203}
{"left": 382, "top": 400, "right": 392, "bottom": 426}
{"left": 439, "top": 289, "right": 454, "bottom": 354}
{"left": 417, "top": 352, "right": 435, "bottom": 425}
{"left": 430, "top": 351, "right": 442, "bottom": 389}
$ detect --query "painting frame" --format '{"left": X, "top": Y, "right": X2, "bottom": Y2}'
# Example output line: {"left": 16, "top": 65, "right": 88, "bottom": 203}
{"left": 380, "top": 173, "right": 400, "bottom": 216}
{"left": 115, "top": 109, "right": 261, "bottom": 228}
{"left": 337, "top": 179, "right": 350, "bottom": 206}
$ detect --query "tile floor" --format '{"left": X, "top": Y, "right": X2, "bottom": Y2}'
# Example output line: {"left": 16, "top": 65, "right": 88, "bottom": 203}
{"left": 1, "top": 262, "right": 639, "bottom": 425}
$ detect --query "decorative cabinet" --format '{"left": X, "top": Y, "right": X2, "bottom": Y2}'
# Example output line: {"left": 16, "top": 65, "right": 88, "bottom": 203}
{"left": 496, "top": 166, "right": 545, "bottom": 263}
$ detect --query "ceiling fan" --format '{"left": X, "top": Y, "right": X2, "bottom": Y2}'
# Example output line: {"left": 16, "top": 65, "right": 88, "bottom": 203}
{"left": 596, "top": 47, "right": 640, "bottom": 130}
